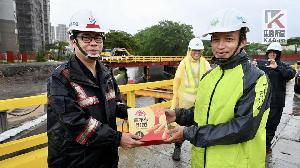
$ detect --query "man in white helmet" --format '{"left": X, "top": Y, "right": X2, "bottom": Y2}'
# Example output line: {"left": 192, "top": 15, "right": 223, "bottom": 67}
{"left": 253, "top": 42, "right": 296, "bottom": 155}
{"left": 170, "top": 37, "right": 210, "bottom": 161}
{"left": 164, "top": 9, "right": 271, "bottom": 168}
{"left": 47, "top": 10, "right": 143, "bottom": 168}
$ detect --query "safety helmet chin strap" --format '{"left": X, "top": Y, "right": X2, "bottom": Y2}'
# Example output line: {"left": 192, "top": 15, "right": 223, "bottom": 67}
{"left": 231, "top": 31, "right": 243, "bottom": 58}
{"left": 74, "top": 38, "right": 101, "bottom": 60}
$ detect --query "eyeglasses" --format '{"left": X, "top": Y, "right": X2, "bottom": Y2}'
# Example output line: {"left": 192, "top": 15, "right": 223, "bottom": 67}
{"left": 77, "top": 35, "right": 103, "bottom": 43}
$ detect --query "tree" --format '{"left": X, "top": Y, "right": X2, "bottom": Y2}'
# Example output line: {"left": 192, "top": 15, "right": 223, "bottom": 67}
{"left": 56, "top": 41, "right": 69, "bottom": 60}
{"left": 287, "top": 37, "right": 300, "bottom": 54}
{"left": 45, "top": 41, "right": 69, "bottom": 60}
{"left": 202, "top": 40, "right": 212, "bottom": 56}
{"left": 244, "top": 43, "right": 267, "bottom": 58}
{"left": 134, "top": 20, "right": 194, "bottom": 56}
{"left": 36, "top": 50, "right": 46, "bottom": 62}
{"left": 104, "top": 30, "right": 140, "bottom": 55}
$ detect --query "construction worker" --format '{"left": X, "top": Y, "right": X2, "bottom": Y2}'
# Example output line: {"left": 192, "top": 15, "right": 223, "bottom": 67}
{"left": 170, "top": 37, "right": 210, "bottom": 161}
{"left": 47, "top": 10, "right": 143, "bottom": 168}
{"left": 164, "top": 9, "right": 271, "bottom": 168}
{"left": 253, "top": 42, "right": 296, "bottom": 154}
{"left": 295, "top": 68, "right": 300, "bottom": 94}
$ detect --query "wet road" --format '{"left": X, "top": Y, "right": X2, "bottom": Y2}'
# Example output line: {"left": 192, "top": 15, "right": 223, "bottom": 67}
{"left": 292, "top": 94, "right": 300, "bottom": 116}
{"left": 266, "top": 80, "right": 300, "bottom": 168}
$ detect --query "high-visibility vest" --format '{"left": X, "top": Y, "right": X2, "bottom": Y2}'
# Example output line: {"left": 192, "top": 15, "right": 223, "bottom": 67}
{"left": 183, "top": 56, "right": 207, "bottom": 94}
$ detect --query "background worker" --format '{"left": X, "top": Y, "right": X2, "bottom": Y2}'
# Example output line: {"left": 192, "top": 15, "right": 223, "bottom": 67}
{"left": 47, "top": 10, "right": 143, "bottom": 168}
{"left": 170, "top": 37, "right": 210, "bottom": 161}
{"left": 253, "top": 42, "right": 296, "bottom": 154}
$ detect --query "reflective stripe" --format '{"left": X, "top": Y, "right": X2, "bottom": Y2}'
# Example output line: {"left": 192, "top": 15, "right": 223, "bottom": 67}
{"left": 76, "top": 117, "right": 99, "bottom": 145}
{"left": 70, "top": 82, "right": 87, "bottom": 99}
{"left": 78, "top": 96, "right": 99, "bottom": 107}
{"left": 70, "top": 82, "right": 100, "bottom": 107}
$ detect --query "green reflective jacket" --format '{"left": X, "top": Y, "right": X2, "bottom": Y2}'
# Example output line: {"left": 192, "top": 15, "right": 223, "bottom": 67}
{"left": 176, "top": 52, "right": 271, "bottom": 168}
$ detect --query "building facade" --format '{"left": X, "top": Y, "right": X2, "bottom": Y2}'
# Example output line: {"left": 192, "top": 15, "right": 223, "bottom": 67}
{"left": 56, "top": 24, "right": 68, "bottom": 42}
{"left": 50, "top": 25, "right": 55, "bottom": 43}
{"left": 0, "top": 0, "right": 18, "bottom": 53}
{"left": 43, "top": 0, "right": 50, "bottom": 45}
{"left": 15, "top": 0, "right": 50, "bottom": 52}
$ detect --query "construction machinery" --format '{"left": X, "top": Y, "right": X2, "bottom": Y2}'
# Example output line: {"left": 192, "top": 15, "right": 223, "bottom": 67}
{"left": 101, "top": 48, "right": 131, "bottom": 57}
{"left": 100, "top": 49, "right": 112, "bottom": 57}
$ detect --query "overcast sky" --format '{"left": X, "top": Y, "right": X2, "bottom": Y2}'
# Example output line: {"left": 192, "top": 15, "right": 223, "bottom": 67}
{"left": 50, "top": 0, "right": 300, "bottom": 43}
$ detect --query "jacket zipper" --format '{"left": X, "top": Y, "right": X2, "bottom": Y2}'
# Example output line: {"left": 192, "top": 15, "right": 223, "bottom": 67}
{"left": 204, "top": 69, "right": 225, "bottom": 168}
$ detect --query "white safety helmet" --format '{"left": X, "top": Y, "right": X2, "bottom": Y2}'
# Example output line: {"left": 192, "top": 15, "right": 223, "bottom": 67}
{"left": 68, "top": 10, "right": 106, "bottom": 60}
{"left": 68, "top": 10, "right": 106, "bottom": 36}
{"left": 188, "top": 38, "right": 204, "bottom": 50}
{"left": 267, "top": 42, "right": 282, "bottom": 52}
{"left": 203, "top": 9, "right": 250, "bottom": 37}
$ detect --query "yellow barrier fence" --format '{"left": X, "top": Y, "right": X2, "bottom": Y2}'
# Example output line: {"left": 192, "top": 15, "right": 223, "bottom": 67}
{"left": 102, "top": 55, "right": 212, "bottom": 63}
{"left": 0, "top": 80, "right": 173, "bottom": 111}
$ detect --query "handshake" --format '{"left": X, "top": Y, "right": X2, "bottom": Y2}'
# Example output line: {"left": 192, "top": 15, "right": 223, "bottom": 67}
{"left": 120, "top": 107, "right": 184, "bottom": 150}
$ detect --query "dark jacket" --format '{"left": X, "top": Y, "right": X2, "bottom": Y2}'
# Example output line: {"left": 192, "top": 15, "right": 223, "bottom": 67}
{"left": 47, "top": 56, "right": 128, "bottom": 168}
{"left": 294, "top": 69, "right": 300, "bottom": 94}
{"left": 258, "top": 60, "right": 296, "bottom": 107}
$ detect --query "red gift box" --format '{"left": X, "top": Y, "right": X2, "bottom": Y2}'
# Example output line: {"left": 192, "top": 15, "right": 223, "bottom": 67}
{"left": 128, "top": 107, "right": 169, "bottom": 145}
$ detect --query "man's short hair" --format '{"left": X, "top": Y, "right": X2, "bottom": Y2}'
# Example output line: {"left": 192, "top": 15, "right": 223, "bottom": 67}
{"left": 240, "top": 27, "right": 247, "bottom": 41}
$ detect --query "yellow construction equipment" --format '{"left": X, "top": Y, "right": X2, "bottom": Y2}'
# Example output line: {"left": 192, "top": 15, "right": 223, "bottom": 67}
{"left": 100, "top": 48, "right": 131, "bottom": 57}
{"left": 100, "top": 49, "right": 112, "bottom": 57}
{"left": 111, "top": 48, "right": 131, "bottom": 56}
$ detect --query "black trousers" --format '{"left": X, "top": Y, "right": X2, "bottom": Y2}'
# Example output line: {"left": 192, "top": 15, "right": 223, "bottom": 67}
{"left": 266, "top": 106, "right": 284, "bottom": 149}
{"left": 174, "top": 141, "right": 183, "bottom": 148}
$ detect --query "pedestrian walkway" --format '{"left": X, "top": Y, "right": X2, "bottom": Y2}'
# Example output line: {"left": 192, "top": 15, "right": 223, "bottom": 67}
{"left": 267, "top": 80, "right": 300, "bottom": 168}
{"left": 119, "top": 80, "right": 300, "bottom": 168}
